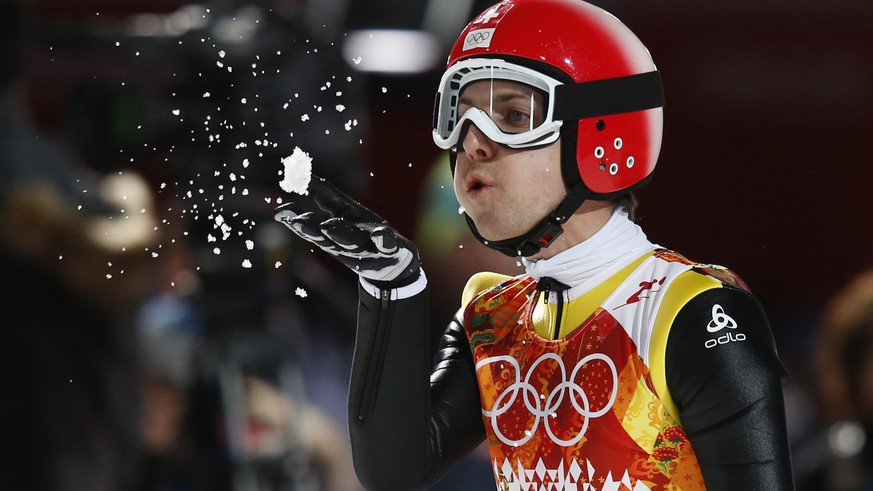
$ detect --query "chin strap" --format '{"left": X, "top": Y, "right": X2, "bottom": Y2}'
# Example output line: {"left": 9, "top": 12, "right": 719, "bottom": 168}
{"left": 465, "top": 181, "right": 591, "bottom": 257}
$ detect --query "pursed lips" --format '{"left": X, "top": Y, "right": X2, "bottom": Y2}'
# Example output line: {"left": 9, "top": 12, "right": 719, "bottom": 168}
{"left": 464, "top": 172, "right": 494, "bottom": 196}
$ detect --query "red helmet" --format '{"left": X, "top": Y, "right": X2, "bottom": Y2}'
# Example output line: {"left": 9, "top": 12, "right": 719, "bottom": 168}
{"left": 435, "top": 0, "right": 663, "bottom": 196}
{"left": 432, "top": 0, "right": 664, "bottom": 256}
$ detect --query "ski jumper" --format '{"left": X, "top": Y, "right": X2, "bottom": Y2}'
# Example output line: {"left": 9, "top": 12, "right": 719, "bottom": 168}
{"left": 347, "top": 209, "right": 794, "bottom": 490}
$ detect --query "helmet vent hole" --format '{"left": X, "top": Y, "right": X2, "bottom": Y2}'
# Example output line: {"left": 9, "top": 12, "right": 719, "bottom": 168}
{"left": 594, "top": 146, "right": 605, "bottom": 159}
{"left": 609, "top": 163, "right": 619, "bottom": 175}
{"left": 626, "top": 156, "right": 635, "bottom": 168}
{"left": 595, "top": 120, "right": 606, "bottom": 131}
{"left": 614, "top": 138, "right": 623, "bottom": 149}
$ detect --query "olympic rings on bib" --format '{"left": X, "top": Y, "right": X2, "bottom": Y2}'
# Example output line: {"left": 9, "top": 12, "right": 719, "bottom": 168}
{"left": 475, "top": 352, "right": 618, "bottom": 447}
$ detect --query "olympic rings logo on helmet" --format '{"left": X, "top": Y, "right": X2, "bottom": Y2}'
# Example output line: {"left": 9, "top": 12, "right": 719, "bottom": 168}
{"left": 465, "top": 30, "right": 491, "bottom": 48}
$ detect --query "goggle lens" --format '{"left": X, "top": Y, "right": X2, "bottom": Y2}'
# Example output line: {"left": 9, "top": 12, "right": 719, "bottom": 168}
{"left": 433, "top": 59, "right": 563, "bottom": 150}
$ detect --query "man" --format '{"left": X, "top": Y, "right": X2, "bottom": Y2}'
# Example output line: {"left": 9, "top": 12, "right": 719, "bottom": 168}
{"left": 275, "top": 0, "right": 795, "bottom": 489}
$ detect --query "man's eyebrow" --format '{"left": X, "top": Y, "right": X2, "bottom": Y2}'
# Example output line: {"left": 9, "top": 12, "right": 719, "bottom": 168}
{"left": 458, "top": 90, "right": 537, "bottom": 107}
{"left": 494, "top": 92, "right": 533, "bottom": 103}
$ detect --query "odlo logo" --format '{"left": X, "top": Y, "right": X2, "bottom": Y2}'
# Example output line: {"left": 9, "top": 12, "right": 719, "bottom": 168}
{"left": 704, "top": 304, "right": 746, "bottom": 349}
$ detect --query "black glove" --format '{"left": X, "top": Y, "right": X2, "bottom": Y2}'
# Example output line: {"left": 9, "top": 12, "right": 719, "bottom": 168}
{"left": 274, "top": 176, "right": 421, "bottom": 289}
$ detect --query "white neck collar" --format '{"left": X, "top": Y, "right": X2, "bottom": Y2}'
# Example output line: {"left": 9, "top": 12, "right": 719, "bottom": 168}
{"left": 522, "top": 207, "right": 656, "bottom": 300}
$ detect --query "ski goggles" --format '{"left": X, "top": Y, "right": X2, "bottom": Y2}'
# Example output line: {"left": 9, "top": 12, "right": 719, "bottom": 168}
{"left": 432, "top": 58, "right": 564, "bottom": 150}
{"left": 433, "top": 58, "right": 666, "bottom": 152}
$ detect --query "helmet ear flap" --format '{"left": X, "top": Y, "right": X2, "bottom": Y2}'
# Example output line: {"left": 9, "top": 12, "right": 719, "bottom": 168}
{"left": 575, "top": 109, "right": 662, "bottom": 198}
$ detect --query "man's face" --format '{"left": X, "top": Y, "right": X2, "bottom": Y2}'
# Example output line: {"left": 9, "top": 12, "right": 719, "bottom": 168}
{"left": 452, "top": 79, "right": 565, "bottom": 242}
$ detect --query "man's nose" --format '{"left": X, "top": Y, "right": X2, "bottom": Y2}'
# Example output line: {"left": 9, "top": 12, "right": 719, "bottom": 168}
{"left": 461, "top": 124, "right": 496, "bottom": 162}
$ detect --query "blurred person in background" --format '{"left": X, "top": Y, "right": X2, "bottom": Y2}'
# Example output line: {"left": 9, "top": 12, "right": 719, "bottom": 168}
{"left": 0, "top": 0, "right": 161, "bottom": 489}
{"left": 0, "top": 0, "right": 365, "bottom": 489}
{"left": 795, "top": 269, "right": 873, "bottom": 490}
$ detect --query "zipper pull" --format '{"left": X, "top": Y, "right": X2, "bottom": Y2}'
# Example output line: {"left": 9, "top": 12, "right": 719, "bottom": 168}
{"left": 535, "top": 277, "right": 570, "bottom": 339}
{"left": 535, "top": 277, "right": 569, "bottom": 303}
{"left": 536, "top": 277, "right": 551, "bottom": 304}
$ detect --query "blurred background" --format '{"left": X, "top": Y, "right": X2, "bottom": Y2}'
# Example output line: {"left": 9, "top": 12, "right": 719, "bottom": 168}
{"left": 0, "top": 0, "right": 871, "bottom": 489}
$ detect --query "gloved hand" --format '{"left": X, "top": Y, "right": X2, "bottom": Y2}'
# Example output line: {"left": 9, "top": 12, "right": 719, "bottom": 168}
{"left": 274, "top": 176, "right": 421, "bottom": 289}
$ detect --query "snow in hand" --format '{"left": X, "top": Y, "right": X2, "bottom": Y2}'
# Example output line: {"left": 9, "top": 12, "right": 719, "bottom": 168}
{"left": 280, "top": 147, "right": 313, "bottom": 195}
